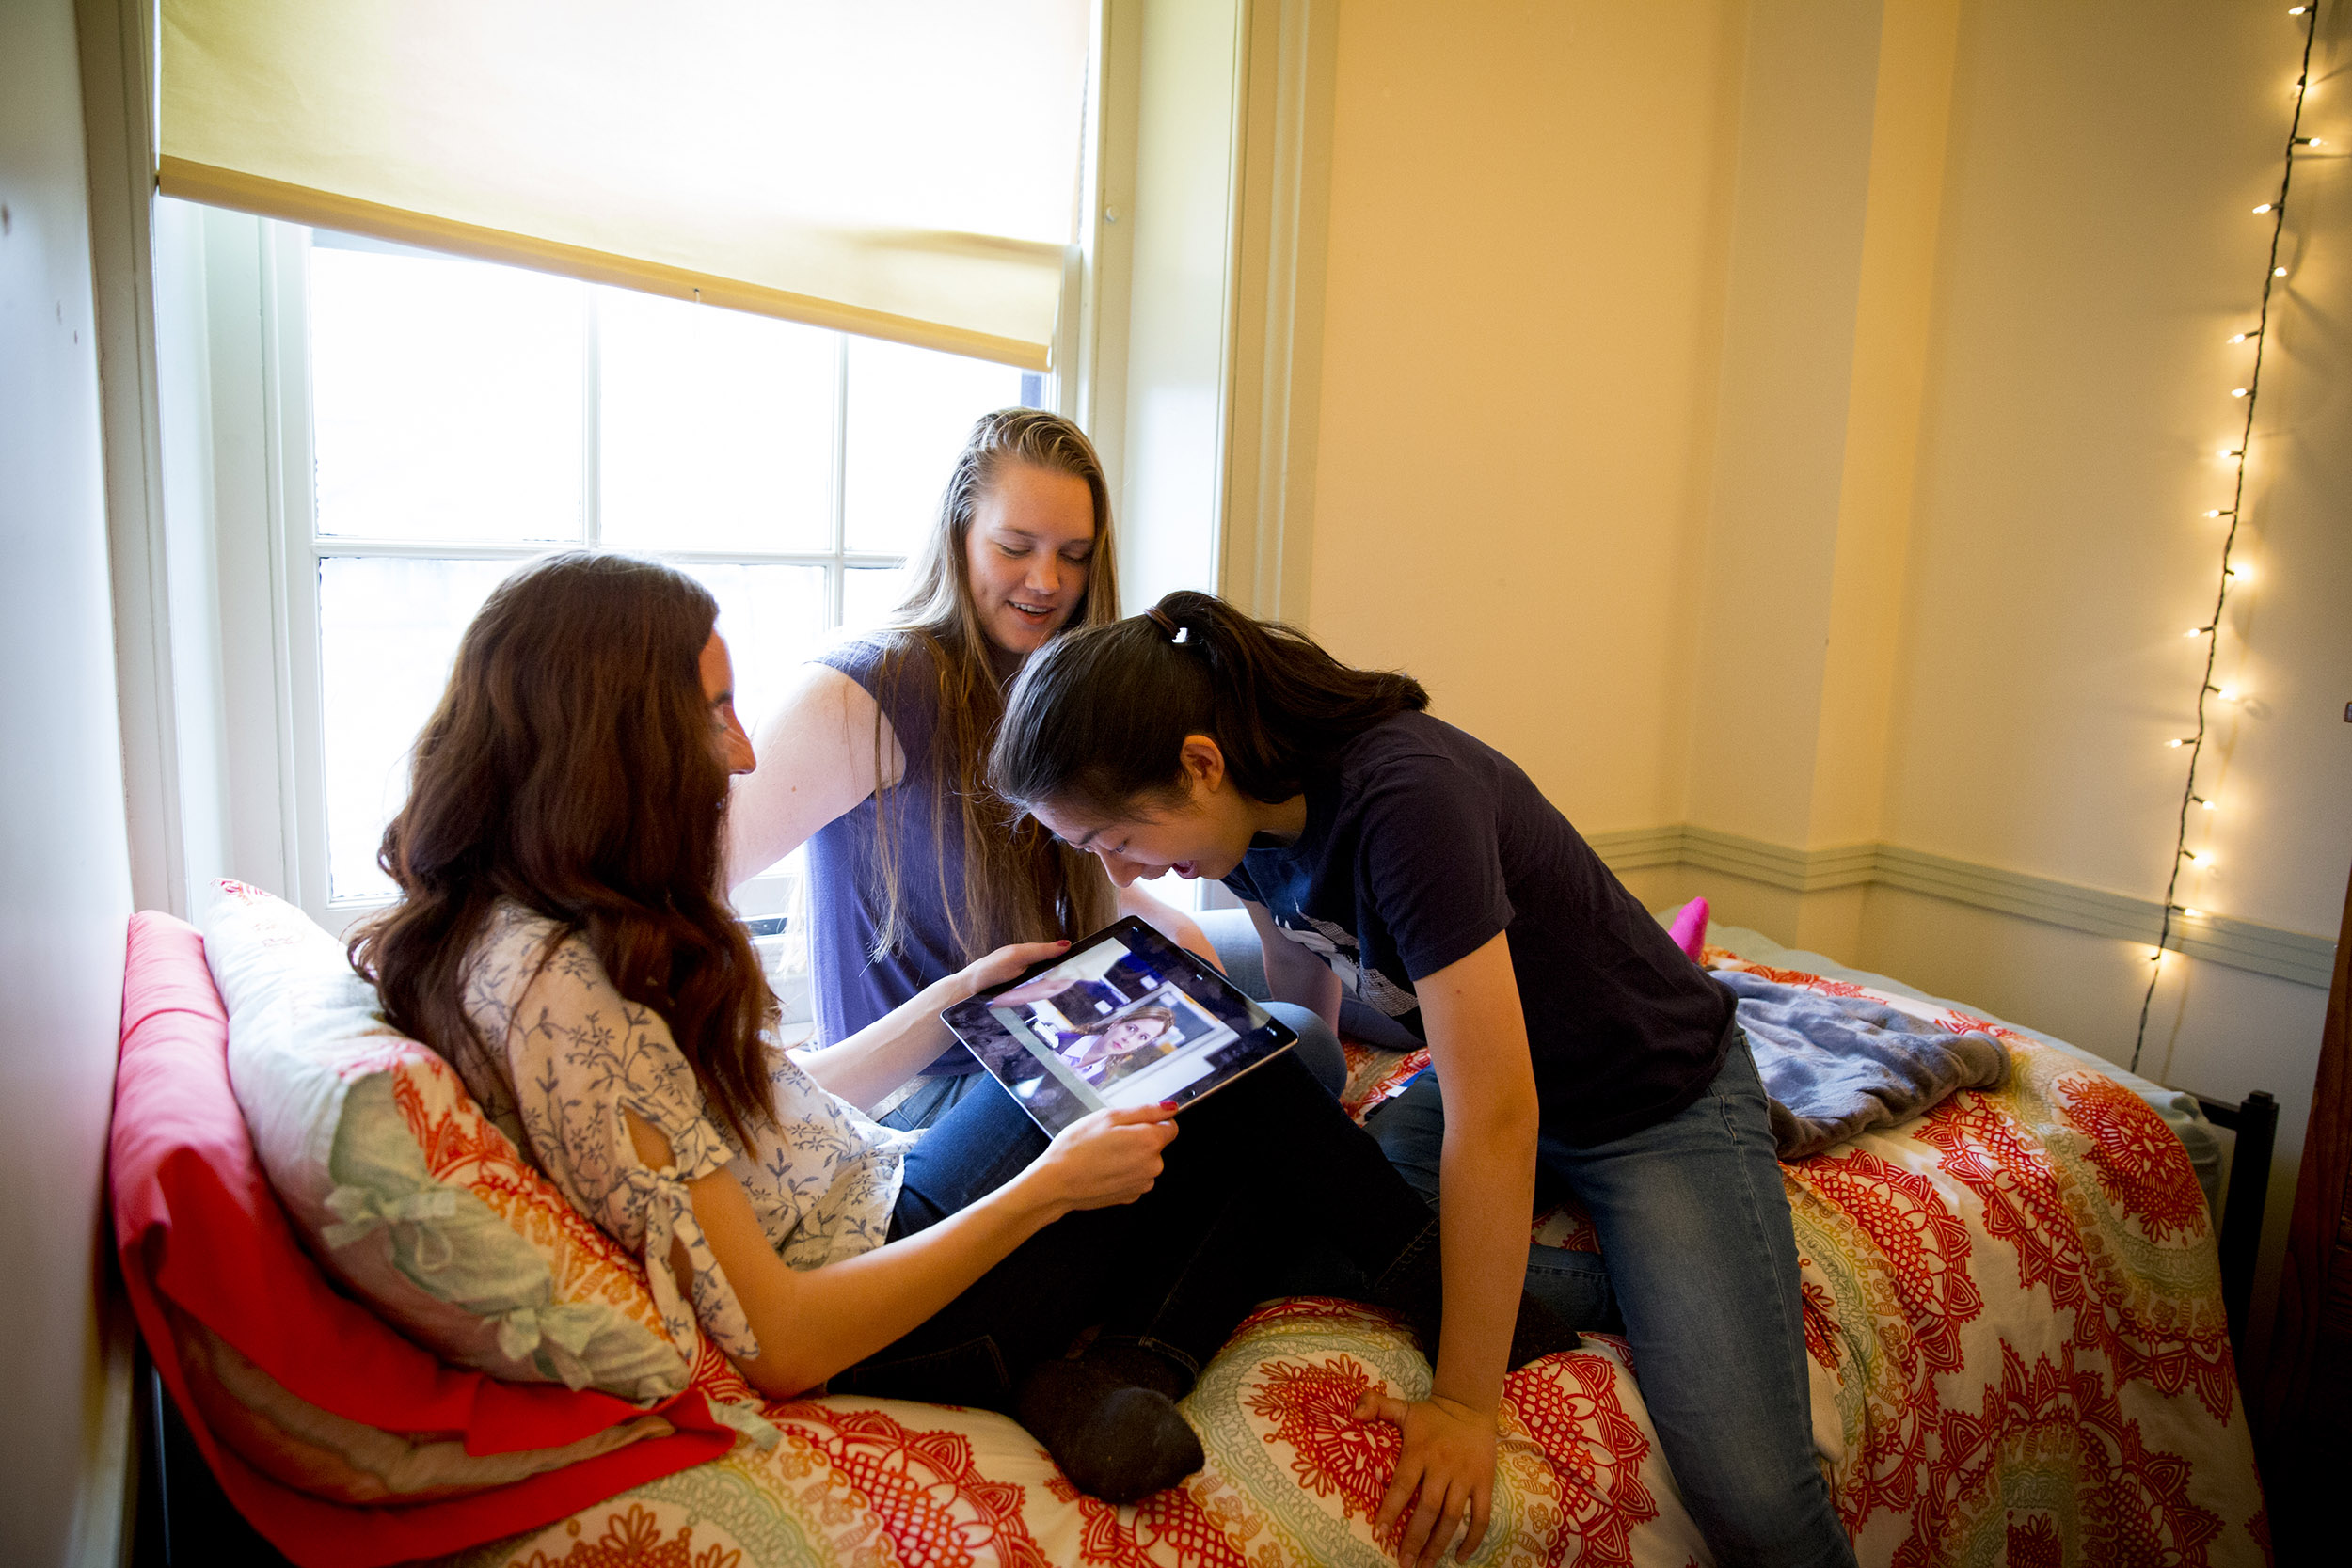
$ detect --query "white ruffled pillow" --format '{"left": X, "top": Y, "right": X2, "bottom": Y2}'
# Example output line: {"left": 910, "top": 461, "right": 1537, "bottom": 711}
{"left": 203, "top": 881, "right": 693, "bottom": 1402}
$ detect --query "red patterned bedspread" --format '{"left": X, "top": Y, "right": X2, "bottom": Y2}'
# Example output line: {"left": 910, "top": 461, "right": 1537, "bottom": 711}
{"left": 437, "top": 958, "right": 2265, "bottom": 1568}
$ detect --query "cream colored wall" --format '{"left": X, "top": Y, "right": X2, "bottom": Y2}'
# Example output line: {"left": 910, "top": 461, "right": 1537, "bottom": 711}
{"left": 1303, "top": 0, "right": 2347, "bottom": 1355}
{"left": 1864, "top": 0, "right": 2351, "bottom": 1357}
{"left": 1308, "top": 0, "right": 1747, "bottom": 832}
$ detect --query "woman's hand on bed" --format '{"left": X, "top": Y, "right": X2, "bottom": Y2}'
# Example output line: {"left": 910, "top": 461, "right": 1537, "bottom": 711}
{"left": 1355, "top": 1389, "right": 1498, "bottom": 1568}
{"left": 1023, "top": 1102, "right": 1180, "bottom": 1214}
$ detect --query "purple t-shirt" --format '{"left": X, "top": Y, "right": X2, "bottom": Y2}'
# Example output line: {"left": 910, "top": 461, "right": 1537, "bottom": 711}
{"left": 807, "top": 636, "right": 979, "bottom": 1073}
{"left": 1221, "top": 711, "right": 1734, "bottom": 1147}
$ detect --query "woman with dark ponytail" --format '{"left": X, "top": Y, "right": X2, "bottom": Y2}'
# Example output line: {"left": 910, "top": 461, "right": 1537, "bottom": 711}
{"left": 993, "top": 591, "right": 1855, "bottom": 1568}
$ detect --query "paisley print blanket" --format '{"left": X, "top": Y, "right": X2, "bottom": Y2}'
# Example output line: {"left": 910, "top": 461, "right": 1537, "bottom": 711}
{"left": 436, "top": 955, "right": 2265, "bottom": 1568}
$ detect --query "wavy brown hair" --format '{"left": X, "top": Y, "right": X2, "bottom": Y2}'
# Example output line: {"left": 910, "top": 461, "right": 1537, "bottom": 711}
{"left": 352, "top": 552, "right": 778, "bottom": 1143}
{"left": 862, "top": 408, "right": 1121, "bottom": 961}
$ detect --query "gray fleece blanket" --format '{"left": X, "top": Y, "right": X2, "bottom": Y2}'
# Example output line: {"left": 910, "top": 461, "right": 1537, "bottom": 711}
{"left": 1719, "top": 969, "right": 2011, "bottom": 1160}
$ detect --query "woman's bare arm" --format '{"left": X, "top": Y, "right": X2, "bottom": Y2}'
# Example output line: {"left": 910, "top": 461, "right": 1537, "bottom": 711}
{"left": 1119, "top": 882, "right": 1222, "bottom": 971}
{"left": 626, "top": 1101, "right": 1180, "bottom": 1401}
{"left": 1359, "top": 932, "right": 1537, "bottom": 1568}
{"left": 1243, "top": 899, "right": 1342, "bottom": 1029}
{"left": 726, "top": 665, "right": 904, "bottom": 890}
{"left": 788, "top": 941, "right": 1069, "bottom": 1112}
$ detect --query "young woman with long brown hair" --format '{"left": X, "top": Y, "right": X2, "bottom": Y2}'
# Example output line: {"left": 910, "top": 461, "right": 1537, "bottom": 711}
{"left": 352, "top": 553, "right": 1489, "bottom": 1505}
{"left": 724, "top": 409, "right": 1347, "bottom": 1128}
{"left": 990, "top": 591, "right": 1856, "bottom": 1568}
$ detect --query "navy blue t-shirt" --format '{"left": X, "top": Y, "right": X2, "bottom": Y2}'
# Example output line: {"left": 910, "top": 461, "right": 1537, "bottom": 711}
{"left": 1221, "top": 711, "right": 1733, "bottom": 1147}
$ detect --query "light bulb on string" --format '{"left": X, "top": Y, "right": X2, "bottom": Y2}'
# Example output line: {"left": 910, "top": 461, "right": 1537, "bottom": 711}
{"left": 2138, "top": 3, "right": 2311, "bottom": 1076}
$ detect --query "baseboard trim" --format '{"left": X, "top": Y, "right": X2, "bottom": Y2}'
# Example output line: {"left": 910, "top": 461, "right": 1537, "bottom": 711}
{"left": 1585, "top": 825, "right": 2337, "bottom": 989}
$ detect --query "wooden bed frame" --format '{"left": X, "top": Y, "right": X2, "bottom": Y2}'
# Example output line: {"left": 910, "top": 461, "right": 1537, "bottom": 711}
{"left": 2191, "top": 1088, "right": 2279, "bottom": 1347}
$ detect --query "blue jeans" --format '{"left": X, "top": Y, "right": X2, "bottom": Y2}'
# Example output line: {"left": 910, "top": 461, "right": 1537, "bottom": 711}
{"left": 1365, "top": 1032, "right": 1855, "bottom": 1568}
{"left": 833, "top": 1052, "right": 1438, "bottom": 1405}
{"left": 1196, "top": 908, "right": 1357, "bottom": 1093}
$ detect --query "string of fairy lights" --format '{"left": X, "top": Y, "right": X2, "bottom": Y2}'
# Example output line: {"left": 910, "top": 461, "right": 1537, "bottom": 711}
{"left": 2131, "top": 2, "right": 2323, "bottom": 1073}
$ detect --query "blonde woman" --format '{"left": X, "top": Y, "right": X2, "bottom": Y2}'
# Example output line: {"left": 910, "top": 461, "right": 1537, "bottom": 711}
{"left": 727, "top": 410, "right": 1344, "bottom": 1128}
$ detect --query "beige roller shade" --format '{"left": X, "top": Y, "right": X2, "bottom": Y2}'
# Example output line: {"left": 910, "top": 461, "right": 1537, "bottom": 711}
{"left": 159, "top": 0, "right": 1089, "bottom": 370}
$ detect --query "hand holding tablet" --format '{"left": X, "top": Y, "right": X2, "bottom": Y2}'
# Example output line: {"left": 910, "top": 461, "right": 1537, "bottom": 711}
{"left": 942, "top": 916, "right": 1298, "bottom": 1136}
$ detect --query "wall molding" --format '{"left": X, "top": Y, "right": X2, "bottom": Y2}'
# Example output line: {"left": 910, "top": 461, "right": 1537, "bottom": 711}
{"left": 1586, "top": 824, "right": 2339, "bottom": 990}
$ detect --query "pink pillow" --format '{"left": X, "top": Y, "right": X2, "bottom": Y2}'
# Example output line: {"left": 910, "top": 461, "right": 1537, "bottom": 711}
{"left": 109, "top": 911, "right": 737, "bottom": 1566}
{"left": 1669, "top": 896, "right": 1710, "bottom": 961}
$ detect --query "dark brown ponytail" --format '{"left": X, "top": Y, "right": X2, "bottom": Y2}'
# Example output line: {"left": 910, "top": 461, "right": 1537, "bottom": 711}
{"left": 990, "top": 589, "right": 1427, "bottom": 820}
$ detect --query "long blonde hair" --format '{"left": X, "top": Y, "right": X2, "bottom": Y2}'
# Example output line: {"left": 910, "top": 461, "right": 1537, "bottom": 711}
{"left": 864, "top": 409, "right": 1122, "bottom": 961}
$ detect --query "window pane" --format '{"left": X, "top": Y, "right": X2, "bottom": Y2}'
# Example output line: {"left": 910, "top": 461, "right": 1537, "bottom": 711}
{"left": 842, "top": 336, "right": 1026, "bottom": 554}
{"left": 310, "top": 240, "right": 584, "bottom": 543}
{"left": 597, "top": 290, "right": 837, "bottom": 553}
{"left": 841, "top": 564, "right": 909, "bottom": 635}
{"left": 675, "top": 563, "right": 832, "bottom": 734}
{"left": 318, "top": 556, "right": 519, "bottom": 901}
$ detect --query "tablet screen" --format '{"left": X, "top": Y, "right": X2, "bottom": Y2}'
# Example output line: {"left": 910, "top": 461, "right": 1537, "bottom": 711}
{"left": 940, "top": 916, "right": 1297, "bottom": 1136}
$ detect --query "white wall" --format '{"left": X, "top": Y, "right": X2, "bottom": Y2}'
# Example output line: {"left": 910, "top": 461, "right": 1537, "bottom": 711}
{"left": 1297, "top": 0, "right": 2347, "bottom": 1362}
{"left": 1309, "top": 0, "right": 1747, "bottom": 832}
{"left": 0, "top": 0, "right": 140, "bottom": 1562}
{"left": 1868, "top": 0, "right": 2351, "bottom": 1363}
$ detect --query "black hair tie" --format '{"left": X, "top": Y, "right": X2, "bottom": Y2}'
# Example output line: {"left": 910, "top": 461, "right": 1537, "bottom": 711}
{"left": 1144, "top": 607, "right": 1189, "bottom": 644}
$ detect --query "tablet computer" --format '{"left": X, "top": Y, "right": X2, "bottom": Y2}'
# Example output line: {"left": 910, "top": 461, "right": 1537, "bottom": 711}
{"left": 941, "top": 915, "right": 1297, "bottom": 1137}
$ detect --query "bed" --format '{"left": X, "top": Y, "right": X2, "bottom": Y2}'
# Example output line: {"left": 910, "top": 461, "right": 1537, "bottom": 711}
{"left": 392, "top": 918, "right": 2266, "bottom": 1568}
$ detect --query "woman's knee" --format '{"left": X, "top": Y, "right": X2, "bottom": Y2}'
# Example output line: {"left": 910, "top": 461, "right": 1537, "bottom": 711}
{"left": 1362, "top": 1069, "right": 1444, "bottom": 1210}
{"left": 1196, "top": 907, "right": 1268, "bottom": 994}
{"left": 1263, "top": 1002, "right": 1346, "bottom": 1097}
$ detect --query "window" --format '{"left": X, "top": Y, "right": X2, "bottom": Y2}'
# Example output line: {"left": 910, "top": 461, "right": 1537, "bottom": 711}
{"left": 263, "top": 225, "right": 1043, "bottom": 958}
{"left": 136, "top": 8, "right": 1263, "bottom": 990}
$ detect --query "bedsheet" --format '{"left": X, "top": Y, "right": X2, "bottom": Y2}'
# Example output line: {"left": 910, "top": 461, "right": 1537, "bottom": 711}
{"left": 433, "top": 952, "right": 2265, "bottom": 1568}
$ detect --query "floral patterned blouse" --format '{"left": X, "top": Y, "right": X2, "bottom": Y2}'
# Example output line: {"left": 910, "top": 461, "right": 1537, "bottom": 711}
{"left": 450, "top": 900, "right": 914, "bottom": 1365}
